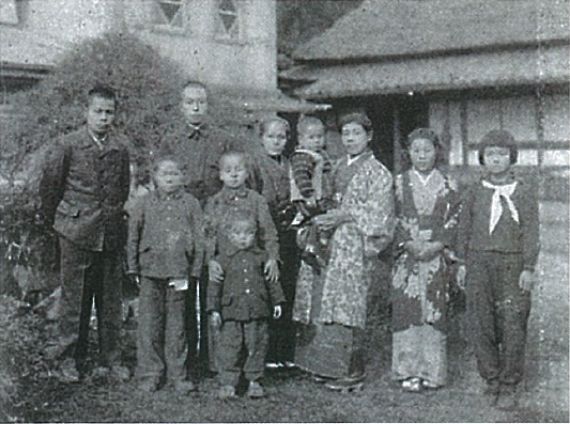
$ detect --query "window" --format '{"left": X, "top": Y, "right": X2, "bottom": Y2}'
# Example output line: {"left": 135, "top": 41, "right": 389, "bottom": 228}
{"left": 216, "top": 0, "right": 240, "bottom": 40}
{"left": 0, "top": 0, "right": 19, "bottom": 25}
{"left": 152, "top": 0, "right": 185, "bottom": 30}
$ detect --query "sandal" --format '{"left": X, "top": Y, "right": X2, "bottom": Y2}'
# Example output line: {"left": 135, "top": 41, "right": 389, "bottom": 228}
{"left": 402, "top": 377, "right": 422, "bottom": 392}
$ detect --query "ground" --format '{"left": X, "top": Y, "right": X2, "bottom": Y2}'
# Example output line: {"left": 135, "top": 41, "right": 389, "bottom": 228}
{"left": 1, "top": 201, "right": 568, "bottom": 423}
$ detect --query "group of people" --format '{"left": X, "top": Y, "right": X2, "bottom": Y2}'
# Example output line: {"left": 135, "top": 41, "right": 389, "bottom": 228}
{"left": 39, "top": 81, "right": 539, "bottom": 408}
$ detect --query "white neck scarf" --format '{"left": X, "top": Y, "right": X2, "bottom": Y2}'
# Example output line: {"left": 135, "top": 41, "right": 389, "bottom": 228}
{"left": 481, "top": 180, "right": 519, "bottom": 234}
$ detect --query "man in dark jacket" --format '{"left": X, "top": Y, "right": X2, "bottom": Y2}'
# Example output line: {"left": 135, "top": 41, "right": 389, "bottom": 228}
{"left": 39, "top": 85, "right": 130, "bottom": 382}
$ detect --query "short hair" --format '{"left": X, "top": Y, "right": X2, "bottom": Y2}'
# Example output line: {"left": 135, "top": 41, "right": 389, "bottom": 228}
{"left": 182, "top": 80, "right": 208, "bottom": 95}
{"left": 478, "top": 129, "right": 518, "bottom": 165}
{"left": 88, "top": 85, "right": 116, "bottom": 103}
{"left": 221, "top": 208, "right": 257, "bottom": 234}
{"left": 152, "top": 153, "right": 184, "bottom": 174}
{"left": 338, "top": 111, "right": 373, "bottom": 134}
{"left": 258, "top": 116, "right": 290, "bottom": 138}
{"left": 297, "top": 115, "right": 325, "bottom": 136}
{"left": 219, "top": 150, "right": 247, "bottom": 169}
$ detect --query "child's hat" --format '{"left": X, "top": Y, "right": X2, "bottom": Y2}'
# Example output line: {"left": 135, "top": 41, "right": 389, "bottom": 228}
{"left": 478, "top": 129, "right": 518, "bottom": 165}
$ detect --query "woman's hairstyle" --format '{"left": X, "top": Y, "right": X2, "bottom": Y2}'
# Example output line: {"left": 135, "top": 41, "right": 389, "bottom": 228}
{"left": 258, "top": 116, "right": 291, "bottom": 138}
{"left": 338, "top": 111, "right": 373, "bottom": 134}
{"left": 478, "top": 129, "right": 518, "bottom": 165}
{"left": 297, "top": 115, "right": 324, "bottom": 136}
{"left": 400, "top": 127, "right": 446, "bottom": 170}
{"left": 404, "top": 127, "right": 441, "bottom": 150}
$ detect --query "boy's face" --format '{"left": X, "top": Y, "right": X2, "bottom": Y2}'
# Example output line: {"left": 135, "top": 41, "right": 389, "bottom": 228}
{"left": 261, "top": 121, "right": 288, "bottom": 156}
{"left": 299, "top": 124, "right": 325, "bottom": 151}
{"left": 409, "top": 138, "right": 436, "bottom": 173}
{"left": 181, "top": 85, "right": 208, "bottom": 126}
{"left": 220, "top": 154, "right": 248, "bottom": 189}
{"left": 154, "top": 160, "right": 184, "bottom": 194}
{"left": 87, "top": 95, "right": 116, "bottom": 137}
{"left": 483, "top": 146, "right": 511, "bottom": 175}
{"left": 228, "top": 220, "right": 256, "bottom": 250}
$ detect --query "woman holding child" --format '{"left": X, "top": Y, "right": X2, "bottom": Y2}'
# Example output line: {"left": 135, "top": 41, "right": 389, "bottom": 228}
{"left": 293, "top": 111, "right": 395, "bottom": 391}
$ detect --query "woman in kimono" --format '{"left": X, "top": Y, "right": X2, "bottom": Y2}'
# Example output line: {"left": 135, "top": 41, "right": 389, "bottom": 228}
{"left": 391, "top": 128, "right": 461, "bottom": 392}
{"left": 293, "top": 111, "right": 394, "bottom": 391}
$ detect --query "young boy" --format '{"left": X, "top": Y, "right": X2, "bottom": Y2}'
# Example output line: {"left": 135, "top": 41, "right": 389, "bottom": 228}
{"left": 207, "top": 209, "right": 285, "bottom": 399}
{"left": 126, "top": 155, "right": 204, "bottom": 394}
{"left": 204, "top": 150, "right": 280, "bottom": 373}
{"left": 457, "top": 129, "right": 539, "bottom": 409}
{"left": 289, "top": 116, "right": 333, "bottom": 272}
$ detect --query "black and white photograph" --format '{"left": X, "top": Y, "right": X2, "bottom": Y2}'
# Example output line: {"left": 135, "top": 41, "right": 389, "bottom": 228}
{"left": 0, "top": 0, "right": 568, "bottom": 422}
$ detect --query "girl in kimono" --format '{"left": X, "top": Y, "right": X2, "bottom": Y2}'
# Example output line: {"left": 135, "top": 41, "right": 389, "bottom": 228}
{"left": 391, "top": 128, "right": 461, "bottom": 392}
{"left": 293, "top": 111, "right": 394, "bottom": 391}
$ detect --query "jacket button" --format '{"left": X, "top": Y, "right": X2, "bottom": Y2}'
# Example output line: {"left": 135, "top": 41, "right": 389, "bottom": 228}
{"left": 245, "top": 289, "right": 250, "bottom": 294}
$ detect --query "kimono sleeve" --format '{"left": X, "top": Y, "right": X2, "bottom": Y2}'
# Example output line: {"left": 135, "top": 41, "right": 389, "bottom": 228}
{"left": 456, "top": 184, "right": 476, "bottom": 261}
{"left": 432, "top": 176, "right": 462, "bottom": 250}
{"left": 342, "top": 161, "right": 395, "bottom": 254}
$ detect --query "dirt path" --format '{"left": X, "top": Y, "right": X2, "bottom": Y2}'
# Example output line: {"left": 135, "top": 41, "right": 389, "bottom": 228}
{"left": 4, "top": 202, "right": 569, "bottom": 422}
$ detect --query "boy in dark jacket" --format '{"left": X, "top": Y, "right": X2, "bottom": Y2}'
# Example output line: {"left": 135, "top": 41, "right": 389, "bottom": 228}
{"left": 126, "top": 155, "right": 203, "bottom": 393}
{"left": 457, "top": 129, "right": 540, "bottom": 409}
{"left": 207, "top": 209, "right": 285, "bottom": 400}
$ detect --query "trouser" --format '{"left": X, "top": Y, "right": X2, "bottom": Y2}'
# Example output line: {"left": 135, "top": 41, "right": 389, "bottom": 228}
{"left": 186, "top": 271, "right": 218, "bottom": 377}
{"left": 58, "top": 237, "right": 122, "bottom": 367}
{"left": 136, "top": 277, "right": 188, "bottom": 384}
{"left": 267, "top": 230, "right": 299, "bottom": 363}
{"left": 218, "top": 319, "right": 269, "bottom": 386}
{"left": 467, "top": 251, "right": 531, "bottom": 385}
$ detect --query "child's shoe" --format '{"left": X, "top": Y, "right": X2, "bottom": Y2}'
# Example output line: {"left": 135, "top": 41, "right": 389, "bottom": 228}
{"left": 496, "top": 384, "right": 519, "bottom": 410}
{"left": 247, "top": 381, "right": 265, "bottom": 398}
{"left": 218, "top": 385, "right": 236, "bottom": 400}
{"left": 401, "top": 377, "right": 422, "bottom": 392}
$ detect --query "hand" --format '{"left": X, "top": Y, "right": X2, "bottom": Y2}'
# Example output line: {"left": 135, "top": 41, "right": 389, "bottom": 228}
{"left": 264, "top": 259, "right": 279, "bottom": 283}
{"left": 273, "top": 305, "right": 282, "bottom": 319}
{"left": 210, "top": 311, "right": 222, "bottom": 328}
{"left": 456, "top": 265, "right": 466, "bottom": 290}
{"left": 404, "top": 240, "right": 424, "bottom": 259}
{"left": 519, "top": 270, "right": 536, "bottom": 292}
{"left": 127, "top": 273, "right": 140, "bottom": 287}
{"left": 314, "top": 210, "right": 349, "bottom": 231}
{"left": 417, "top": 241, "right": 444, "bottom": 261}
{"left": 208, "top": 260, "right": 224, "bottom": 283}
{"left": 306, "top": 198, "right": 317, "bottom": 209}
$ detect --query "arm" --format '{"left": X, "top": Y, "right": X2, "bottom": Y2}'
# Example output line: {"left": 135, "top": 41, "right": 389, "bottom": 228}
{"left": 206, "top": 255, "right": 225, "bottom": 313}
{"left": 119, "top": 147, "right": 131, "bottom": 205}
{"left": 456, "top": 184, "right": 475, "bottom": 262}
{"left": 521, "top": 180, "right": 540, "bottom": 272}
{"left": 39, "top": 141, "right": 69, "bottom": 225}
{"left": 188, "top": 197, "right": 205, "bottom": 279}
{"left": 291, "top": 152, "right": 315, "bottom": 198}
{"left": 126, "top": 197, "right": 144, "bottom": 275}
{"left": 256, "top": 195, "right": 280, "bottom": 262}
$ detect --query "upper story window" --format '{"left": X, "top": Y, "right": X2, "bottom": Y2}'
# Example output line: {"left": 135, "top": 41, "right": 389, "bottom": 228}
{"left": 216, "top": 0, "right": 240, "bottom": 40}
{"left": 0, "top": 0, "right": 20, "bottom": 25}
{"left": 152, "top": 0, "right": 186, "bottom": 30}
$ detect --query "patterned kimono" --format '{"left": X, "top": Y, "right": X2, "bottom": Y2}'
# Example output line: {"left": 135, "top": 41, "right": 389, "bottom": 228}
{"left": 391, "top": 168, "right": 461, "bottom": 386}
{"left": 293, "top": 150, "right": 394, "bottom": 379}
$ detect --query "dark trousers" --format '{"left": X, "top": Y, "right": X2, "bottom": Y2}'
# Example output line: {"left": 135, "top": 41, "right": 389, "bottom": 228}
{"left": 467, "top": 251, "right": 531, "bottom": 385}
{"left": 136, "top": 277, "right": 188, "bottom": 384}
{"left": 58, "top": 237, "right": 122, "bottom": 366}
{"left": 186, "top": 272, "right": 217, "bottom": 377}
{"left": 267, "top": 231, "right": 299, "bottom": 363}
{"left": 218, "top": 319, "right": 269, "bottom": 386}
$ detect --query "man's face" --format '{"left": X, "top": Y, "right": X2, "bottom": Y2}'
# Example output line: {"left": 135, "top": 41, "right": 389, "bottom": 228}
{"left": 181, "top": 85, "right": 208, "bottom": 126}
{"left": 86, "top": 96, "right": 116, "bottom": 137}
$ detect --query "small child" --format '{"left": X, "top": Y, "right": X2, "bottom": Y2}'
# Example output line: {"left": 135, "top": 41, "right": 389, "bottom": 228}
{"left": 126, "top": 155, "right": 204, "bottom": 394}
{"left": 457, "top": 129, "right": 539, "bottom": 408}
{"left": 289, "top": 116, "right": 333, "bottom": 272}
{"left": 207, "top": 209, "right": 285, "bottom": 399}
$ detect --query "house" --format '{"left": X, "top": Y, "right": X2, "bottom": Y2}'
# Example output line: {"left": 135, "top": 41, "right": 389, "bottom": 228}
{"left": 0, "top": 0, "right": 324, "bottom": 117}
{"left": 281, "top": 0, "right": 570, "bottom": 172}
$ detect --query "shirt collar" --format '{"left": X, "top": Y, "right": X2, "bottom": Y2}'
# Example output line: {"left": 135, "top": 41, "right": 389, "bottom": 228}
{"left": 346, "top": 149, "right": 373, "bottom": 166}
{"left": 188, "top": 123, "right": 207, "bottom": 139}
{"left": 221, "top": 186, "right": 249, "bottom": 202}
{"left": 154, "top": 188, "right": 184, "bottom": 201}
{"left": 225, "top": 243, "right": 263, "bottom": 258}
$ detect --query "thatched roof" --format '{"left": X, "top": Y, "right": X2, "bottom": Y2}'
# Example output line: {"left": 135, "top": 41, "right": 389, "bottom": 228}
{"left": 285, "top": 44, "right": 570, "bottom": 98}
{"left": 293, "top": 0, "right": 570, "bottom": 62}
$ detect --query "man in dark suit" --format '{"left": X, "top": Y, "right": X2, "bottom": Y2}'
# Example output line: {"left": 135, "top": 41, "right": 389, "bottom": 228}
{"left": 39, "top": 85, "right": 131, "bottom": 382}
